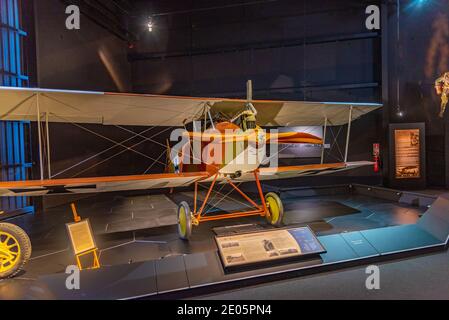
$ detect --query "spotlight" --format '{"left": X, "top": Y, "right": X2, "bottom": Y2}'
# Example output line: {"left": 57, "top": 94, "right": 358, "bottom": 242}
{"left": 410, "top": 0, "right": 430, "bottom": 8}
{"left": 147, "top": 18, "right": 154, "bottom": 32}
{"left": 397, "top": 111, "right": 404, "bottom": 117}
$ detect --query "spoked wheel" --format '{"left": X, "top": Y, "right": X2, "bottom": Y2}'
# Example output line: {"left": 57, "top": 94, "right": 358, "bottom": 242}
{"left": 0, "top": 223, "right": 32, "bottom": 279}
{"left": 265, "top": 192, "right": 284, "bottom": 227}
{"left": 177, "top": 201, "right": 193, "bottom": 241}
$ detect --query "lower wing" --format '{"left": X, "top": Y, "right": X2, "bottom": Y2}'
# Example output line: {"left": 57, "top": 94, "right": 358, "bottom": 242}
{"left": 0, "top": 172, "right": 210, "bottom": 197}
{"left": 236, "top": 161, "right": 374, "bottom": 182}
{"left": 0, "top": 162, "right": 373, "bottom": 197}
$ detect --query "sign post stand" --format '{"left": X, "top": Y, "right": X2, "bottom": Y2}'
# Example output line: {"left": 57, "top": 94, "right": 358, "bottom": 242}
{"left": 67, "top": 204, "right": 101, "bottom": 271}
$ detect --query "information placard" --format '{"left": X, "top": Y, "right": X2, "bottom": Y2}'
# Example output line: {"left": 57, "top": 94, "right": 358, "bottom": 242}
{"left": 395, "top": 129, "right": 421, "bottom": 179}
{"left": 215, "top": 227, "right": 325, "bottom": 269}
{"left": 389, "top": 123, "right": 426, "bottom": 189}
{"left": 66, "top": 219, "right": 96, "bottom": 255}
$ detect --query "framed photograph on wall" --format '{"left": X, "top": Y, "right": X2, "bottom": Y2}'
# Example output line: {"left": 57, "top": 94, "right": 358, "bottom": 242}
{"left": 389, "top": 123, "right": 426, "bottom": 189}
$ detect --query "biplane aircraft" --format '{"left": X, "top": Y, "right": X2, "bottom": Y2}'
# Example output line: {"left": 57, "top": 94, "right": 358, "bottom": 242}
{"left": 0, "top": 82, "right": 381, "bottom": 278}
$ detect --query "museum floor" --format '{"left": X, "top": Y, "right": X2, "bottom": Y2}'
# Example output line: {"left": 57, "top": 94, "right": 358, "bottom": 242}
{"left": 1, "top": 184, "right": 447, "bottom": 300}
{"left": 197, "top": 238, "right": 449, "bottom": 300}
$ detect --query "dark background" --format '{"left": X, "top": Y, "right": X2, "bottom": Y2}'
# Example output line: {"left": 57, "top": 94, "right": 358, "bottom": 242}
{"left": 7, "top": 0, "right": 449, "bottom": 200}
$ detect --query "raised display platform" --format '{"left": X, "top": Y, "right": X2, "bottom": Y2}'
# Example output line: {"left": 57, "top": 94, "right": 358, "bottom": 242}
{"left": 1, "top": 184, "right": 447, "bottom": 300}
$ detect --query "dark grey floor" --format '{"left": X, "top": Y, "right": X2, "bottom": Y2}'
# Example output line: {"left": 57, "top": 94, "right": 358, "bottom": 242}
{"left": 195, "top": 249, "right": 449, "bottom": 300}
{"left": 0, "top": 186, "right": 431, "bottom": 299}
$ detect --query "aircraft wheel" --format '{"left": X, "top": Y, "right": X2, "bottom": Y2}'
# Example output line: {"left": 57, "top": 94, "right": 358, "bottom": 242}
{"left": 177, "top": 201, "right": 192, "bottom": 241}
{"left": 265, "top": 192, "right": 284, "bottom": 227}
{"left": 0, "top": 223, "right": 32, "bottom": 279}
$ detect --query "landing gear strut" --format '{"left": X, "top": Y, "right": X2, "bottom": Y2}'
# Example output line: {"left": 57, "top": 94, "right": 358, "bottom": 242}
{"left": 176, "top": 170, "right": 284, "bottom": 240}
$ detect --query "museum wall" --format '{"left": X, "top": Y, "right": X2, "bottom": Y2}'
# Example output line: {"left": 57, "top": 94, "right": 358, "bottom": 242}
{"left": 128, "top": 0, "right": 383, "bottom": 184}
{"left": 23, "top": 0, "right": 382, "bottom": 188}
{"left": 30, "top": 0, "right": 134, "bottom": 209}
{"left": 385, "top": 0, "right": 449, "bottom": 187}
{"left": 23, "top": 0, "right": 449, "bottom": 195}
{"left": 129, "top": 0, "right": 380, "bottom": 102}
{"left": 26, "top": 0, "right": 386, "bottom": 205}
{"left": 34, "top": 0, "right": 131, "bottom": 92}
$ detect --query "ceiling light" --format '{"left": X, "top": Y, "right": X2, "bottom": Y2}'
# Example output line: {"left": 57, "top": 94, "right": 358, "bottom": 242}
{"left": 147, "top": 18, "right": 154, "bottom": 32}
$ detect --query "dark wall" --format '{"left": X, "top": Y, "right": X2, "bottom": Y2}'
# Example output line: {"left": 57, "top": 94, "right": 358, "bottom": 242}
{"left": 34, "top": 0, "right": 131, "bottom": 92}
{"left": 126, "top": 0, "right": 383, "bottom": 183}
{"left": 28, "top": 0, "right": 383, "bottom": 183}
{"left": 24, "top": 0, "right": 449, "bottom": 193}
{"left": 45, "top": 123, "right": 171, "bottom": 179}
{"left": 32, "top": 0, "right": 134, "bottom": 182}
{"left": 29, "top": 0, "right": 386, "bottom": 189}
{"left": 129, "top": 0, "right": 381, "bottom": 102}
{"left": 30, "top": 0, "right": 134, "bottom": 209}
{"left": 385, "top": 0, "right": 449, "bottom": 187}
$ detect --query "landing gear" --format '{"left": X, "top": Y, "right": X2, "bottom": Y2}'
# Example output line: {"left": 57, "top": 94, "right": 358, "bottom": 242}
{"left": 265, "top": 192, "right": 284, "bottom": 227}
{"left": 176, "top": 170, "right": 284, "bottom": 240}
{"left": 0, "top": 223, "right": 32, "bottom": 279}
{"left": 177, "top": 201, "right": 193, "bottom": 240}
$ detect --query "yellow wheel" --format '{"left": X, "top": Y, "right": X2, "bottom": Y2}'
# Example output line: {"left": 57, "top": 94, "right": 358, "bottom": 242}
{"left": 265, "top": 192, "right": 284, "bottom": 227}
{"left": 0, "top": 223, "right": 31, "bottom": 279}
{"left": 177, "top": 202, "right": 192, "bottom": 241}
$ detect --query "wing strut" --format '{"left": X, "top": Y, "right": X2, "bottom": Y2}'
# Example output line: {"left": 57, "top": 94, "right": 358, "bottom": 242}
{"left": 36, "top": 93, "right": 44, "bottom": 181}
{"left": 321, "top": 116, "right": 328, "bottom": 165}
{"left": 45, "top": 111, "right": 52, "bottom": 179}
{"left": 344, "top": 105, "right": 354, "bottom": 163}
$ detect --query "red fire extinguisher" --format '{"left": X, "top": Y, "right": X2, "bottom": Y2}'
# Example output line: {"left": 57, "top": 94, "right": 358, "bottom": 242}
{"left": 373, "top": 143, "right": 380, "bottom": 173}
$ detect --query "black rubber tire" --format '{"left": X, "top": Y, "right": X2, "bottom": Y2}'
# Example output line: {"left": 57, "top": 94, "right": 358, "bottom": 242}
{"left": 0, "top": 223, "right": 32, "bottom": 279}
{"left": 177, "top": 201, "right": 192, "bottom": 241}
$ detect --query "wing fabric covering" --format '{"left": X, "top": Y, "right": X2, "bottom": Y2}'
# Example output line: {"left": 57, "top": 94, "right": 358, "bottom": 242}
{"left": 0, "top": 87, "right": 381, "bottom": 127}
{"left": 0, "top": 162, "right": 373, "bottom": 197}
{"left": 235, "top": 161, "right": 374, "bottom": 182}
{"left": 0, "top": 172, "right": 210, "bottom": 197}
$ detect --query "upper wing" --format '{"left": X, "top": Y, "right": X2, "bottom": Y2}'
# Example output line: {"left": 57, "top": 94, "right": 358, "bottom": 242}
{"left": 0, "top": 172, "right": 210, "bottom": 197}
{"left": 236, "top": 161, "right": 374, "bottom": 182}
{"left": 266, "top": 132, "right": 323, "bottom": 144}
{"left": 211, "top": 100, "right": 382, "bottom": 127}
{"left": 0, "top": 87, "right": 381, "bottom": 127}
